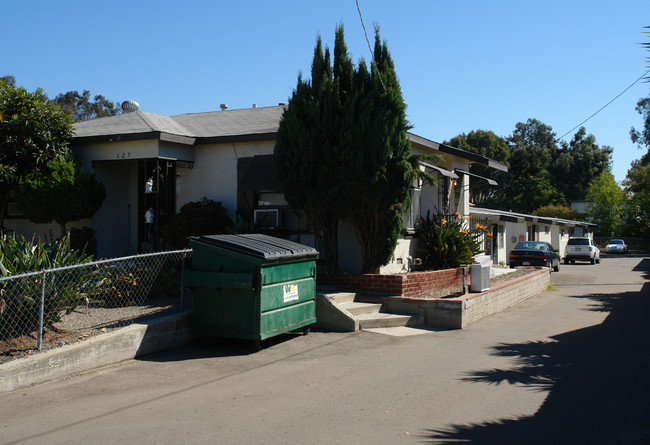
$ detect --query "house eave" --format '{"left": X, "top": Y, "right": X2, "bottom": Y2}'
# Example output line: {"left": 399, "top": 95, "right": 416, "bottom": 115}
{"left": 194, "top": 132, "right": 278, "bottom": 145}
{"left": 407, "top": 133, "right": 508, "bottom": 172}
{"left": 72, "top": 131, "right": 196, "bottom": 146}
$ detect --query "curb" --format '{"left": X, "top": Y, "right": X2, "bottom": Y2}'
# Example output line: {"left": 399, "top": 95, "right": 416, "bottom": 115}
{"left": 0, "top": 311, "right": 193, "bottom": 393}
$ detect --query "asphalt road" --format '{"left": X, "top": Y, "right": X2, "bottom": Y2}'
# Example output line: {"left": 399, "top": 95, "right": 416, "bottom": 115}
{"left": 1, "top": 255, "right": 649, "bottom": 445}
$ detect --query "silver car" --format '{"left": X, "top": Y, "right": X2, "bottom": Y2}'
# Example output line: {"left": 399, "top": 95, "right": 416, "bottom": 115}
{"left": 605, "top": 239, "right": 628, "bottom": 254}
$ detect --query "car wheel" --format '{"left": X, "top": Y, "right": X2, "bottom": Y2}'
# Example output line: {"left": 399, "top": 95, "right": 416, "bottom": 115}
{"left": 564, "top": 259, "right": 569, "bottom": 265}
{"left": 553, "top": 262, "right": 560, "bottom": 272}
{"left": 590, "top": 258, "right": 595, "bottom": 265}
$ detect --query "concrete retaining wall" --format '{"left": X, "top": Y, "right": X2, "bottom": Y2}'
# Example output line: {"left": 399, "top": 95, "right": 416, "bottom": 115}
{"left": 0, "top": 311, "right": 193, "bottom": 393}
{"left": 370, "top": 268, "right": 550, "bottom": 329}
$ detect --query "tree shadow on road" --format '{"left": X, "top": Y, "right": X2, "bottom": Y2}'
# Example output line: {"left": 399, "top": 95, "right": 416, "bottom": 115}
{"left": 422, "top": 260, "right": 650, "bottom": 444}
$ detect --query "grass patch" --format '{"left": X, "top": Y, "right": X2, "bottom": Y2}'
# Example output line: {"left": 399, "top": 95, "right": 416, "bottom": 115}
{"left": 547, "top": 284, "right": 559, "bottom": 291}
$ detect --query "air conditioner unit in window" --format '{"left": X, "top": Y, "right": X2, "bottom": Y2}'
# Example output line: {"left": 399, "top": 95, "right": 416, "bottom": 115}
{"left": 254, "top": 209, "right": 279, "bottom": 228}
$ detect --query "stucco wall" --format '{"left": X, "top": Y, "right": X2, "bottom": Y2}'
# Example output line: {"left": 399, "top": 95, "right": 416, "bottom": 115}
{"left": 338, "top": 220, "right": 363, "bottom": 274}
{"left": 379, "top": 237, "right": 416, "bottom": 274}
{"left": 91, "top": 162, "right": 139, "bottom": 257}
{"left": 180, "top": 141, "right": 275, "bottom": 219}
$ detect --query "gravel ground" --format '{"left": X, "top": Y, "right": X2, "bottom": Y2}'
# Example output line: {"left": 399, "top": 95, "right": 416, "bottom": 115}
{"left": 55, "top": 299, "right": 182, "bottom": 331}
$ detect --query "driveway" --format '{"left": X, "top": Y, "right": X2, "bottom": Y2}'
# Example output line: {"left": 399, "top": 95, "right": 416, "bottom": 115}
{"left": 1, "top": 256, "right": 648, "bottom": 444}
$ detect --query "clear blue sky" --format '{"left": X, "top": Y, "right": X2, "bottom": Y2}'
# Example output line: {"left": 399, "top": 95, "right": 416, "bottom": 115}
{"left": 4, "top": 0, "right": 649, "bottom": 182}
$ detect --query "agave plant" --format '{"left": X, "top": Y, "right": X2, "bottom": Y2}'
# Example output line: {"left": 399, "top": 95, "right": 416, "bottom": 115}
{"left": 0, "top": 232, "right": 93, "bottom": 338}
{"left": 415, "top": 211, "right": 487, "bottom": 270}
{"left": 0, "top": 232, "right": 92, "bottom": 277}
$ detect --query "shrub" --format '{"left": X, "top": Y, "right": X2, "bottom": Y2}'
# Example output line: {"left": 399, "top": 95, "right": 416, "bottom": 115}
{"left": 69, "top": 226, "right": 98, "bottom": 259}
{"left": 415, "top": 212, "right": 488, "bottom": 270}
{"left": 81, "top": 257, "right": 182, "bottom": 308}
{"left": 161, "top": 197, "right": 233, "bottom": 249}
{"left": 0, "top": 232, "right": 93, "bottom": 337}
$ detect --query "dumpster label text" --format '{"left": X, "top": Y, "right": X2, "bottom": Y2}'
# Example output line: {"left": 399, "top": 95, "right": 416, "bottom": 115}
{"left": 283, "top": 284, "right": 299, "bottom": 303}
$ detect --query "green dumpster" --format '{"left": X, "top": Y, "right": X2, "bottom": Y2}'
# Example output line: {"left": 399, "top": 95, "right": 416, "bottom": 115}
{"left": 184, "top": 234, "right": 318, "bottom": 348}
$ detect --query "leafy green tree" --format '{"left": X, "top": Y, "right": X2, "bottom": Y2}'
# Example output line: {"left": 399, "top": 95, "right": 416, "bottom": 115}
{"left": 532, "top": 204, "right": 583, "bottom": 220}
{"left": 630, "top": 96, "right": 650, "bottom": 165}
{"left": 445, "top": 120, "right": 612, "bottom": 215}
{"left": 623, "top": 160, "right": 650, "bottom": 237}
{"left": 501, "top": 119, "right": 565, "bottom": 213}
{"left": 1, "top": 75, "right": 15, "bottom": 87}
{"left": 586, "top": 171, "right": 625, "bottom": 238}
{"left": 551, "top": 127, "right": 613, "bottom": 202}
{"left": 509, "top": 118, "right": 557, "bottom": 150}
{"left": 622, "top": 28, "right": 650, "bottom": 237}
{"left": 0, "top": 82, "right": 73, "bottom": 227}
{"left": 51, "top": 90, "right": 122, "bottom": 122}
{"left": 16, "top": 155, "right": 106, "bottom": 236}
{"left": 625, "top": 91, "right": 650, "bottom": 237}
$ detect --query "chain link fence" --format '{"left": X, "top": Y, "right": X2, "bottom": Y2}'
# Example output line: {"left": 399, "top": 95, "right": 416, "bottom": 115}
{"left": 0, "top": 249, "right": 192, "bottom": 362}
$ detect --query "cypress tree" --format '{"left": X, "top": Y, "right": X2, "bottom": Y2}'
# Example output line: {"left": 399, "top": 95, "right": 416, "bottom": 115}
{"left": 342, "top": 28, "right": 414, "bottom": 272}
{"left": 275, "top": 35, "right": 342, "bottom": 272}
{"left": 275, "top": 25, "right": 431, "bottom": 273}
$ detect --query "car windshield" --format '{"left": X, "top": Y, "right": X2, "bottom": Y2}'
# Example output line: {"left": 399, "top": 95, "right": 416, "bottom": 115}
{"left": 568, "top": 238, "right": 589, "bottom": 245}
{"left": 514, "top": 241, "right": 547, "bottom": 251}
{"left": 608, "top": 239, "right": 624, "bottom": 244}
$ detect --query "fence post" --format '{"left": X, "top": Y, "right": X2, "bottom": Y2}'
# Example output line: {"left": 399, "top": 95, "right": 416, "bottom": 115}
{"left": 180, "top": 253, "right": 186, "bottom": 312}
{"left": 37, "top": 270, "right": 46, "bottom": 351}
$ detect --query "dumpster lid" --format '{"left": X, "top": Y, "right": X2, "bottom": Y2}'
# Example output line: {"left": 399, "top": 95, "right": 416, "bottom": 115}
{"left": 192, "top": 234, "right": 319, "bottom": 260}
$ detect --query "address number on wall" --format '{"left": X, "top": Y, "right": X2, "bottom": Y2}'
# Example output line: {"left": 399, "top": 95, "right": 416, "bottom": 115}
{"left": 116, "top": 152, "right": 132, "bottom": 159}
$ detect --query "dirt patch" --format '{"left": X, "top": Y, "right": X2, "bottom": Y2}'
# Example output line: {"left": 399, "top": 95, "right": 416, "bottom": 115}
{"left": 0, "top": 327, "right": 103, "bottom": 365}
{"left": 0, "top": 299, "right": 184, "bottom": 365}
{"left": 490, "top": 267, "right": 539, "bottom": 286}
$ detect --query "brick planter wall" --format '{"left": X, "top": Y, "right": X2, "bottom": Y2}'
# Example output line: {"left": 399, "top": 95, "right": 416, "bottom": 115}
{"left": 318, "top": 268, "right": 466, "bottom": 297}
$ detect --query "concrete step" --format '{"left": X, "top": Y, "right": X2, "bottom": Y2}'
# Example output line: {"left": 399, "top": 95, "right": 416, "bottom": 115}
{"left": 328, "top": 292, "right": 356, "bottom": 305}
{"left": 340, "top": 301, "right": 383, "bottom": 316}
{"left": 357, "top": 313, "right": 414, "bottom": 329}
{"left": 316, "top": 291, "right": 420, "bottom": 332}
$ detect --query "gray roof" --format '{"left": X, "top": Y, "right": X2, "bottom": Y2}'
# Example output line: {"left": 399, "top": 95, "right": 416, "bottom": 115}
{"left": 73, "top": 106, "right": 285, "bottom": 144}
{"left": 72, "top": 104, "right": 507, "bottom": 172}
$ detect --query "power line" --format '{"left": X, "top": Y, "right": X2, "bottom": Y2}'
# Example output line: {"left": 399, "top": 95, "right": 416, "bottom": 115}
{"left": 355, "top": 0, "right": 386, "bottom": 92}
{"left": 558, "top": 72, "right": 647, "bottom": 140}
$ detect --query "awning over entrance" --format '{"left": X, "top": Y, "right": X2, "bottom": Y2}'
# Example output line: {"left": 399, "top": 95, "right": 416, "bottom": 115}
{"left": 421, "top": 162, "right": 459, "bottom": 179}
{"left": 455, "top": 168, "right": 498, "bottom": 186}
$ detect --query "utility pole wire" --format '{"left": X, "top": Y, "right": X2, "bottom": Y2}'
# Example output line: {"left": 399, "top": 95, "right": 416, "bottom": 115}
{"left": 355, "top": 0, "right": 386, "bottom": 92}
{"left": 559, "top": 72, "right": 646, "bottom": 140}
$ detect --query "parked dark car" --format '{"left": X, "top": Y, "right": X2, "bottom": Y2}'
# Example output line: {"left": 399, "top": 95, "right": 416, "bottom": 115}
{"left": 509, "top": 241, "right": 561, "bottom": 272}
